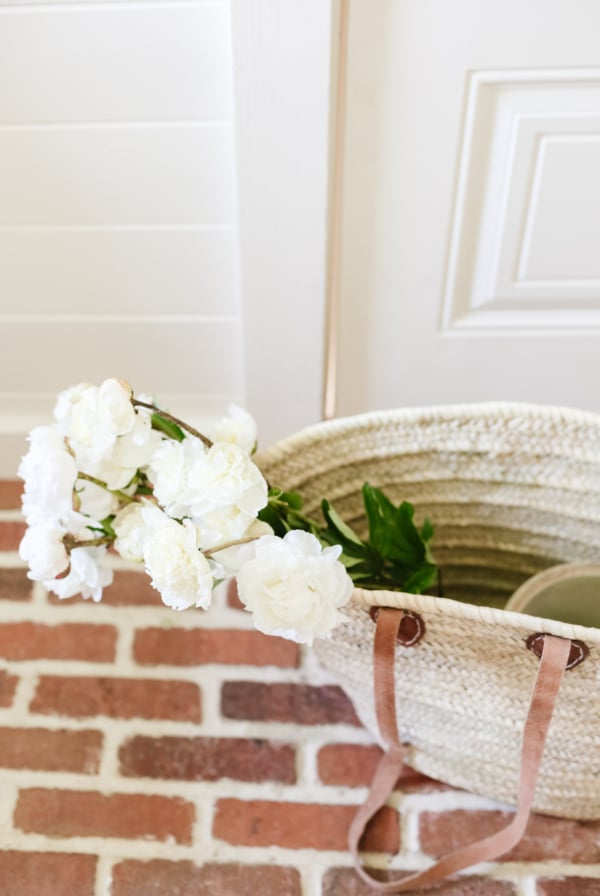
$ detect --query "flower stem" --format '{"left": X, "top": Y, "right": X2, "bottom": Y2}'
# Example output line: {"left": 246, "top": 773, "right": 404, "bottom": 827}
{"left": 77, "top": 471, "right": 137, "bottom": 505}
{"left": 63, "top": 533, "right": 113, "bottom": 551}
{"left": 132, "top": 399, "right": 213, "bottom": 447}
{"left": 204, "top": 536, "right": 259, "bottom": 557}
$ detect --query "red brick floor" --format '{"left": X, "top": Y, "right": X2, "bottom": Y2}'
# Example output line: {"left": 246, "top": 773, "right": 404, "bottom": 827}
{"left": 1, "top": 482, "right": 599, "bottom": 895}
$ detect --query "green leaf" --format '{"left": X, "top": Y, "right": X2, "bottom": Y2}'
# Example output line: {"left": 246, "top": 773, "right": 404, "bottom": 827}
{"left": 258, "top": 503, "right": 289, "bottom": 537}
{"left": 151, "top": 412, "right": 185, "bottom": 442}
{"left": 100, "top": 515, "right": 117, "bottom": 539}
{"left": 267, "top": 487, "right": 303, "bottom": 510}
{"left": 336, "top": 554, "right": 368, "bottom": 570}
{"left": 402, "top": 563, "right": 438, "bottom": 594}
{"left": 321, "top": 501, "right": 365, "bottom": 546}
{"left": 279, "top": 490, "right": 303, "bottom": 510}
{"left": 363, "top": 484, "right": 425, "bottom": 565}
{"left": 131, "top": 471, "right": 154, "bottom": 497}
{"left": 420, "top": 518, "right": 434, "bottom": 543}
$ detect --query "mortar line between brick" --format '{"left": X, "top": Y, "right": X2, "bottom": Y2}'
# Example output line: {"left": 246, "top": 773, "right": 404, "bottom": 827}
{"left": 192, "top": 790, "right": 216, "bottom": 854}
{"left": 398, "top": 790, "right": 512, "bottom": 812}
{"left": 0, "top": 780, "right": 19, "bottom": 829}
{"left": 0, "top": 710, "right": 374, "bottom": 750}
{"left": 95, "top": 855, "right": 114, "bottom": 896}
{"left": 0, "top": 835, "right": 370, "bottom": 868}
{"left": 7, "top": 669, "right": 38, "bottom": 720}
{"left": 97, "top": 725, "right": 122, "bottom": 781}
{"left": 300, "top": 864, "right": 323, "bottom": 896}
{"left": 0, "top": 661, "right": 319, "bottom": 687}
{"left": 0, "top": 592, "right": 265, "bottom": 630}
{"left": 402, "top": 808, "right": 420, "bottom": 854}
{"left": 515, "top": 877, "right": 538, "bottom": 896}
{"left": 197, "top": 669, "right": 221, "bottom": 728}
{"left": 491, "top": 862, "right": 600, "bottom": 877}
{"left": 113, "top": 622, "right": 134, "bottom": 667}
{"left": 31, "top": 580, "right": 48, "bottom": 606}
{"left": 0, "top": 767, "right": 388, "bottom": 806}
{"left": 297, "top": 740, "right": 318, "bottom": 788}
{"left": 0, "top": 552, "right": 22, "bottom": 567}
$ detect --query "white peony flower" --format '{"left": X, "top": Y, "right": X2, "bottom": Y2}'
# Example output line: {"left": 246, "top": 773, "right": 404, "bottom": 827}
{"left": 143, "top": 517, "right": 214, "bottom": 611}
{"left": 236, "top": 530, "right": 354, "bottom": 645}
{"left": 149, "top": 436, "right": 206, "bottom": 517}
{"left": 112, "top": 500, "right": 167, "bottom": 563}
{"left": 19, "top": 523, "right": 70, "bottom": 581}
{"left": 19, "top": 426, "right": 77, "bottom": 526}
{"left": 76, "top": 478, "right": 119, "bottom": 522}
{"left": 187, "top": 441, "right": 267, "bottom": 520}
{"left": 55, "top": 379, "right": 160, "bottom": 489}
{"left": 149, "top": 438, "right": 268, "bottom": 545}
{"left": 94, "top": 411, "right": 161, "bottom": 490}
{"left": 197, "top": 504, "right": 262, "bottom": 551}
{"left": 208, "top": 519, "right": 273, "bottom": 574}
{"left": 210, "top": 404, "right": 257, "bottom": 455}
{"left": 44, "top": 545, "right": 113, "bottom": 603}
{"left": 59, "top": 378, "right": 136, "bottom": 467}
{"left": 112, "top": 503, "right": 147, "bottom": 563}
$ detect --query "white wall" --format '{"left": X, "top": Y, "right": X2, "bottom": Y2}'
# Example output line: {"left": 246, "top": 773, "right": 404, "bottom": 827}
{"left": 0, "top": 0, "right": 244, "bottom": 475}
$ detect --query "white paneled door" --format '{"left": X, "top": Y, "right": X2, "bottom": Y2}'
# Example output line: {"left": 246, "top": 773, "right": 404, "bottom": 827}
{"left": 335, "top": 0, "right": 600, "bottom": 417}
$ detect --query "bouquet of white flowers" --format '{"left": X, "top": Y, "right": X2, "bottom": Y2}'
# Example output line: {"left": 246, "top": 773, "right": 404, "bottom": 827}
{"left": 18, "top": 378, "right": 437, "bottom": 645}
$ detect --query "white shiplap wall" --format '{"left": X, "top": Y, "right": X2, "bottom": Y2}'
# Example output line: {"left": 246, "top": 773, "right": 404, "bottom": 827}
{"left": 0, "top": 0, "right": 243, "bottom": 474}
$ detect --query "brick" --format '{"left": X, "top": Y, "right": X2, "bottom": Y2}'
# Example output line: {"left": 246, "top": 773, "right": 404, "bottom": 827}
{"left": 48, "top": 569, "right": 162, "bottom": 607}
{"left": 221, "top": 682, "right": 360, "bottom": 726}
{"left": 0, "top": 727, "right": 102, "bottom": 773}
{"left": 0, "top": 568, "right": 32, "bottom": 601}
{"left": 112, "top": 860, "right": 301, "bottom": 896}
{"left": 31, "top": 675, "right": 201, "bottom": 722}
{"left": 134, "top": 627, "right": 299, "bottom": 668}
{"left": 0, "top": 480, "right": 23, "bottom": 509}
{"left": 317, "top": 743, "right": 446, "bottom": 790}
{"left": 227, "top": 579, "right": 244, "bottom": 610}
{"left": 420, "top": 810, "right": 600, "bottom": 863}
{"left": 0, "top": 671, "right": 18, "bottom": 708}
{"left": 15, "top": 788, "right": 194, "bottom": 844}
{"left": 119, "top": 735, "right": 296, "bottom": 783}
{"left": 0, "top": 521, "right": 27, "bottom": 551}
{"left": 0, "top": 851, "right": 96, "bottom": 896}
{"left": 0, "top": 622, "right": 116, "bottom": 662}
{"left": 213, "top": 799, "right": 398, "bottom": 852}
{"left": 538, "top": 880, "right": 600, "bottom": 896}
{"left": 515, "top": 814, "right": 600, "bottom": 862}
{"left": 323, "top": 868, "right": 515, "bottom": 895}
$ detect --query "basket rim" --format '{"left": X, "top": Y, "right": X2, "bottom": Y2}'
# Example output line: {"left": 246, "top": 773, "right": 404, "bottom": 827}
{"left": 257, "top": 401, "right": 600, "bottom": 466}
{"left": 352, "top": 588, "right": 600, "bottom": 645}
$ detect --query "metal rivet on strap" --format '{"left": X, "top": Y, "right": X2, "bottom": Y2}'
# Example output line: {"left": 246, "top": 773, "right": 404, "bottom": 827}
{"left": 369, "top": 607, "right": 426, "bottom": 646}
{"left": 525, "top": 632, "right": 589, "bottom": 669}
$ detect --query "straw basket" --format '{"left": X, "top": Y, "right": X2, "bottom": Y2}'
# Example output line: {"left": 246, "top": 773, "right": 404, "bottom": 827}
{"left": 256, "top": 403, "right": 600, "bottom": 826}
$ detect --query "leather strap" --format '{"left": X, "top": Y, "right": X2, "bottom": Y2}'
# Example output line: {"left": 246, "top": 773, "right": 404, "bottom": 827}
{"left": 349, "top": 607, "right": 573, "bottom": 892}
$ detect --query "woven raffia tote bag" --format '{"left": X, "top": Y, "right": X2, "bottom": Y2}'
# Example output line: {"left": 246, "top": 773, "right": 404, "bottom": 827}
{"left": 256, "top": 402, "right": 600, "bottom": 892}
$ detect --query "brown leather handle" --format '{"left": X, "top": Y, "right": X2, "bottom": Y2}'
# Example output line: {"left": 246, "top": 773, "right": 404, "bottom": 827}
{"left": 349, "top": 607, "right": 573, "bottom": 892}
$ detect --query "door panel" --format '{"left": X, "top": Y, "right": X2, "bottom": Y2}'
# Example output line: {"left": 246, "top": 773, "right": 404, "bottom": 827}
{"left": 337, "top": 0, "right": 600, "bottom": 415}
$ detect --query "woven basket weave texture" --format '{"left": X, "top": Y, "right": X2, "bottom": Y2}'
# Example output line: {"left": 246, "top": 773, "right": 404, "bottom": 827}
{"left": 256, "top": 403, "right": 600, "bottom": 820}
